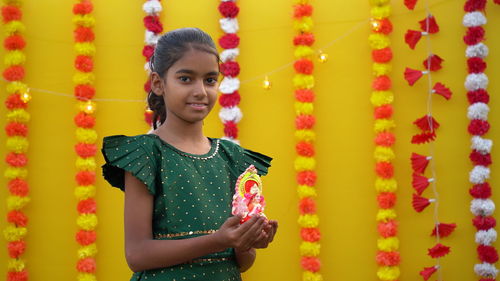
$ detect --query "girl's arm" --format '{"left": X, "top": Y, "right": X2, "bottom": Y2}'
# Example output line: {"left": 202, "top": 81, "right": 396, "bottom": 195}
{"left": 124, "top": 171, "right": 266, "bottom": 272}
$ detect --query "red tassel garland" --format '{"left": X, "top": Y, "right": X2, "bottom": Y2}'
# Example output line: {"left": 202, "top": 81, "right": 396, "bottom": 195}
{"left": 431, "top": 223, "right": 457, "bottom": 237}
{"left": 404, "top": 0, "right": 418, "bottom": 10}
{"left": 411, "top": 131, "right": 436, "bottom": 144}
{"left": 405, "top": 30, "right": 423, "bottom": 49}
{"left": 419, "top": 15, "right": 439, "bottom": 34}
{"left": 420, "top": 266, "right": 438, "bottom": 281}
{"left": 411, "top": 153, "right": 431, "bottom": 174}
{"left": 422, "top": 54, "right": 443, "bottom": 71}
{"left": 412, "top": 173, "right": 432, "bottom": 195}
{"left": 428, "top": 243, "right": 450, "bottom": 258}
{"left": 413, "top": 115, "right": 439, "bottom": 131}
{"left": 432, "top": 82, "right": 452, "bottom": 100}
{"left": 412, "top": 193, "right": 433, "bottom": 212}
{"left": 404, "top": 67, "right": 425, "bottom": 85}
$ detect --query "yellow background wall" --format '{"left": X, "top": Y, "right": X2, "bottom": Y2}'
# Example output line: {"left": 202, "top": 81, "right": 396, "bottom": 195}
{"left": 0, "top": 0, "right": 499, "bottom": 280}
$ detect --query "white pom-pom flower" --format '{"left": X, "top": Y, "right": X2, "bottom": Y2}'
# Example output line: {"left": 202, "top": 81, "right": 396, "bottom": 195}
{"left": 219, "top": 106, "right": 243, "bottom": 123}
{"left": 145, "top": 30, "right": 160, "bottom": 45}
{"left": 219, "top": 77, "right": 240, "bottom": 94}
{"left": 474, "top": 263, "right": 499, "bottom": 278}
{"left": 221, "top": 136, "right": 240, "bottom": 145}
{"left": 466, "top": 43, "right": 489, "bottom": 58}
{"left": 470, "top": 165, "right": 490, "bottom": 184}
{"left": 476, "top": 229, "right": 497, "bottom": 245}
{"left": 465, "top": 73, "right": 489, "bottom": 91}
{"left": 143, "top": 0, "right": 162, "bottom": 14}
{"left": 471, "top": 136, "right": 493, "bottom": 154}
{"left": 144, "top": 62, "right": 151, "bottom": 73}
{"left": 220, "top": 18, "right": 239, "bottom": 34}
{"left": 463, "top": 12, "right": 487, "bottom": 27}
{"left": 220, "top": 48, "right": 239, "bottom": 62}
{"left": 467, "top": 103, "right": 489, "bottom": 121}
{"left": 471, "top": 199, "right": 495, "bottom": 216}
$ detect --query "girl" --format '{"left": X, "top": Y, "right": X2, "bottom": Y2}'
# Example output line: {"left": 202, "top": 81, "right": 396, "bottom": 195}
{"left": 101, "top": 28, "right": 278, "bottom": 281}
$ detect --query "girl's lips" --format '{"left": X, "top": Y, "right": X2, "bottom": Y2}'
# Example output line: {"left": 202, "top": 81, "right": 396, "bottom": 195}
{"left": 187, "top": 103, "right": 208, "bottom": 110}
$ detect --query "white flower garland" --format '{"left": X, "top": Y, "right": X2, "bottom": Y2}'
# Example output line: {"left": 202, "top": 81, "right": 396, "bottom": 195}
{"left": 463, "top": 2, "right": 497, "bottom": 279}
{"left": 217, "top": 0, "right": 241, "bottom": 143}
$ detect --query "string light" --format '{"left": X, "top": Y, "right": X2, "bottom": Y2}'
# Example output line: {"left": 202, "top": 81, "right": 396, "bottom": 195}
{"left": 370, "top": 18, "right": 381, "bottom": 32}
{"left": 20, "top": 89, "right": 31, "bottom": 103}
{"left": 262, "top": 76, "right": 272, "bottom": 90}
{"left": 318, "top": 51, "right": 328, "bottom": 63}
{"left": 80, "top": 100, "right": 96, "bottom": 114}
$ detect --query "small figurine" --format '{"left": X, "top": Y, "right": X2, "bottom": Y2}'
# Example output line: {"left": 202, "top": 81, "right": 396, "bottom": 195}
{"left": 232, "top": 165, "right": 266, "bottom": 223}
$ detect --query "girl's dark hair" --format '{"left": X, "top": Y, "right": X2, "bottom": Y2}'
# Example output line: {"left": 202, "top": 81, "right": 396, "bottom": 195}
{"left": 147, "top": 27, "right": 219, "bottom": 129}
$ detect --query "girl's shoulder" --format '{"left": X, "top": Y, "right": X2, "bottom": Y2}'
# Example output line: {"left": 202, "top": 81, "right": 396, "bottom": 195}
{"left": 217, "top": 139, "right": 273, "bottom": 176}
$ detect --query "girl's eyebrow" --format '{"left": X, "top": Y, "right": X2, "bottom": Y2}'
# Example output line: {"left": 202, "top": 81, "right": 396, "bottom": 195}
{"left": 175, "top": 69, "right": 219, "bottom": 76}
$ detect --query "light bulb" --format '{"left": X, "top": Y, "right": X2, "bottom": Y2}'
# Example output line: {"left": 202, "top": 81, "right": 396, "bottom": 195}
{"left": 318, "top": 51, "right": 328, "bottom": 63}
{"left": 262, "top": 76, "right": 272, "bottom": 90}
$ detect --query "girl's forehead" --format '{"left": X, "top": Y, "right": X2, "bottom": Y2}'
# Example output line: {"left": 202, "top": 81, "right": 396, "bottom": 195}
{"left": 171, "top": 49, "right": 219, "bottom": 70}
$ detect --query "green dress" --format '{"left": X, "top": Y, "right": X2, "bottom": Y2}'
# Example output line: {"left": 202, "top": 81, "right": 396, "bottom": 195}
{"left": 101, "top": 134, "right": 272, "bottom": 281}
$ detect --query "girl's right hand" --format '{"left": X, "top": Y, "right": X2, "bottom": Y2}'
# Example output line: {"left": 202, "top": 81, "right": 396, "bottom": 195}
{"left": 213, "top": 215, "right": 266, "bottom": 251}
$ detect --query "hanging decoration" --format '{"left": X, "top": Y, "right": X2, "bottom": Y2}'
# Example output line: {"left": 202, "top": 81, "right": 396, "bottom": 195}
{"left": 369, "top": 1, "right": 400, "bottom": 280}
{"left": 463, "top": 0, "right": 499, "bottom": 279}
{"left": 218, "top": 0, "right": 242, "bottom": 143}
{"left": 3, "top": 1, "right": 30, "bottom": 280}
{"left": 73, "top": 1, "right": 98, "bottom": 280}
{"left": 142, "top": 0, "right": 163, "bottom": 126}
{"left": 292, "top": 2, "right": 322, "bottom": 281}
{"left": 404, "top": 2, "right": 455, "bottom": 280}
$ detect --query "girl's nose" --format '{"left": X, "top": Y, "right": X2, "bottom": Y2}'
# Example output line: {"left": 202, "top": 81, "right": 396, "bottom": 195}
{"left": 193, "top": 80, "right": 208, "bottom": 97}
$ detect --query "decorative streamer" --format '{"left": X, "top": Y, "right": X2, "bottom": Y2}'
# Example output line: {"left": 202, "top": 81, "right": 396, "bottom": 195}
{"left": 73, "top": 1, "right": 98, "bottom": 280}
{"left": 368, "top": 1, "right": 401, "bottom": 280}
{"left": 142, "top": 0, "right": 163, "bottom": 125}
{"left": 463, "top": 0, "right": 499, "bottom": 279}
{"left": 218, "top": 0, "right": 242, "bottom": 143}
{"left": 292, "top": 2, "right": 322, "bottom": 281}
{"left": 404, "top": 2, "right": 455, "bottom": 280}
{"left": 2, "top": 1, "right": 30, "bottom": 280}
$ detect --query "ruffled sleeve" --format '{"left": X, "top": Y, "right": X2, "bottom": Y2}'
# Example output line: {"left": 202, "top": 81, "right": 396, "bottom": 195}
{"left": 101, "top": 135, "right": 157, "bottom": 195}
{"left": 219, "top": 139, "right": 273, "bottom": 177}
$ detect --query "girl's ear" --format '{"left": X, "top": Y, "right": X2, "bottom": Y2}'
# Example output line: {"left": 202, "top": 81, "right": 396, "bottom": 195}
{"left": 150, "top": 72, "right": 164, "bottom": 96}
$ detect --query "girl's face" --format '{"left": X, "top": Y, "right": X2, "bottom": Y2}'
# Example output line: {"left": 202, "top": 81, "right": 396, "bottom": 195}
{"left": 152, "top": 48, "right": 219, "bottom": 126}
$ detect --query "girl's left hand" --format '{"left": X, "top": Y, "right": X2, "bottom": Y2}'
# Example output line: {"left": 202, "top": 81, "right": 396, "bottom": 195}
{"left": 252, "top": 219, "right": 278, "bottom": 249}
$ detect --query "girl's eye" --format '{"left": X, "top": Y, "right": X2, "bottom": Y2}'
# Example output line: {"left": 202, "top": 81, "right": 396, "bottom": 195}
{"left": 206, "top": 78, "right": 217, "bottom": 85}
{"left": 179, "top": 76, "right": 191, "bottom": 82}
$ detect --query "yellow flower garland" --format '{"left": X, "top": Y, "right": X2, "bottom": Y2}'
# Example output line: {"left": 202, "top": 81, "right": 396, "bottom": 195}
{"left": 73, "top": 1, "right": 98, "bottom": 280}
{"left": 369, "top": 1, "right": 400, "bottom": 280}
{"left": 2, "top": 1, "right": 30, "bottom": 280}
{"left": 293, "top": 1, "right": 322, "bottom": 280}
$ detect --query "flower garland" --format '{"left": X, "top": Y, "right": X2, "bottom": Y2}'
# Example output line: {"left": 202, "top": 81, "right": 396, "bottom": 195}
{"left": 404, "top": 1, "right": 456, "bottom": 280}
{"left": 2, "top": 1, "right": 30, "bottom": 280}
{"left": 292, "top": 2, "right": 322, "bottom": 281}
{"left": 142, "top": 0, "right": 163, "bottom": 126}
{"left": 368, "top": 1, "right": 400, "bottom": 280}
{"left": 73, "top": 1, "right": 98, "bottom": 280}
{"left": 218, "top": 0, "right": 242, "bottom": 144}
{"left": 463, "top": 0, "right": 499, "bottom": 279}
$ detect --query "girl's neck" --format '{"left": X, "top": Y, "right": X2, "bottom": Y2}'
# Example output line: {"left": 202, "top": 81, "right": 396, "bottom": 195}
{"left": 154, "top": 119, "right": 207, "bottom": 148}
